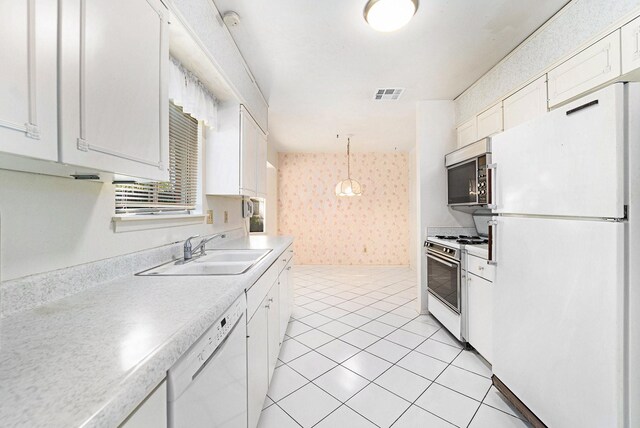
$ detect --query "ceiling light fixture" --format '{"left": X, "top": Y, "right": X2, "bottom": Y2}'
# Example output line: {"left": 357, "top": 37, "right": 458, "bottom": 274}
{"left": 364, "top": 0, "right": 418, "bottom": 32}
{"left": 335, "top": 135, "right": 363, "bottom": 197}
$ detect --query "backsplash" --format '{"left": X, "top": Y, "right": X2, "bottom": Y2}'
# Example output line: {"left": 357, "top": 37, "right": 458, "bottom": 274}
{"left": 0, "top": 228, "right": 244, "bottom": 318}
{"left": 278, "top": 152, "right": 409, "bottom": 265}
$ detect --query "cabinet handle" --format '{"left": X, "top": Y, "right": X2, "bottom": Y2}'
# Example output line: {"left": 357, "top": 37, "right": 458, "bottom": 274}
{"left": 289, "top": 250, "right": 293, "bottom": 253}
{"left": 269, "top": 298, "right": 274, "bottom": 302}
{"left": 265, "top": 304, "right": 270, "bottom": 309}
{"left": 287, "top": 267, "right": 292, "bottom": 271}
{"left": 282, "top": 258, "right": 287, "bottom": 262}
{"left": 478, "top": 266, "right": 484, "bottom": 271}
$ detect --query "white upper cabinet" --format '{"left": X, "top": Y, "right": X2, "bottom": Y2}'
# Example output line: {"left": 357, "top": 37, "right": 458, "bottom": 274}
{"left": 207, "top": 103, "right": 267, "bottom": 197}
{"left": 622, "top": 16, "right": 640, "bottom": 75}
{"left": 548, "top": 31, "right": 621, "bottom": 108}
{"left": 0, "top": 0, "right": 58, "bottom": 161}
{"left": 456, "top": 117, "right": 477, "bottom": 148}
{"left": 58, "top": 0, "right": 169, "bottom": 181}
{"left": 503, "top": 75, "right": 548, "bottom": 131}
{"left": 240, "top": 108, "right": 258, "bottom": 196}
{"left": 476, "top": 102, "right": 503, "bottom": 138}
{"left": 256, "top": 132, "right": 267, "bottom": 198}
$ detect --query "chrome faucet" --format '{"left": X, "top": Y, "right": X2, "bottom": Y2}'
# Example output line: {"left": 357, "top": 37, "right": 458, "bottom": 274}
{"left": 183, "top": 233, "right": 226, "bottom": 262}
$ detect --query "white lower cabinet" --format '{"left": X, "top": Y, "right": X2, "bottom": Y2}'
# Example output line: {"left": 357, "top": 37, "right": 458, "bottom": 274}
{"left": 278, "top": 259, "right": 294, "bottom": 345}
{"left": 266, "top": 284, "right": 280, "bottom": 383}
{"left": 466, "top": 273, "right": 493, "bottom": 364}
{"left": 246, "top": 246, "right": 294, "bottom": 428}
{"left": 119, "top": 380, "right": 167, "bottom": 428}
{"left": 548, "top": 31, "right": 621, "bottom": 108}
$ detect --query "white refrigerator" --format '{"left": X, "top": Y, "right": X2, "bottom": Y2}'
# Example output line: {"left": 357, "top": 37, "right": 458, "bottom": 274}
{"left": 490, "top": 82, "right": 639, "bottom": 428}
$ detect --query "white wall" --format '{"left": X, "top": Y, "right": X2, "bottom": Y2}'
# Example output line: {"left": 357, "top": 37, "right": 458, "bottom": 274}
{"left": 408, "top": 147, "right": 417, "bottom": 271}
{"left": 0, "top": 142, "right": 246, "bottom": 281}
{"left": 168, "top": 0, "right": 268, "bottom": 131}
{"left": 415, "top": 100, "right": 474, "bottom": 312}
{"left": 455, "top": 0, "right": 640, "bottom": 123}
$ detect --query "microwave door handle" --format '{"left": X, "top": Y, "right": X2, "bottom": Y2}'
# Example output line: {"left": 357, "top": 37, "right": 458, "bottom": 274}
{"left": 488, "top": 220, "right": 497, "bottom": 266}
{"left": 487, "top": 163, "right": 497, "bottom": 210}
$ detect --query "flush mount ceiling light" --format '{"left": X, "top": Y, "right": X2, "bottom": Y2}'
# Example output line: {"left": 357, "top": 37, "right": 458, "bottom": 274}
{"left": 364, "top": 0, "right": 418, "bottom": 32}
{"left": 335, "top": 135, "right": 363, "bottom": 197}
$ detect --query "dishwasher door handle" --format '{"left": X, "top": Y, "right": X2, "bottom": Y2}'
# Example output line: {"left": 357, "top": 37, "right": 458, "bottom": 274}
{"left": 191, "top": 313, "right": 244, "bottom": 381}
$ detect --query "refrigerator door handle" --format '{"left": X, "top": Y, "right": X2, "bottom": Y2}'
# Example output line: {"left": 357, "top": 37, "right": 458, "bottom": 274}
{"left": 488, "top": 220, "right": 497, "bottom": 265}
{"left": 487, "top": 163, "right": 497, "bottom": 210}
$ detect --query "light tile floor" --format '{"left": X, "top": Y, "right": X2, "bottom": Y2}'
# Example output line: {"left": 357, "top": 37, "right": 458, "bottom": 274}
{"left": 258, "top": 265, "right": 531, "bottom": 428}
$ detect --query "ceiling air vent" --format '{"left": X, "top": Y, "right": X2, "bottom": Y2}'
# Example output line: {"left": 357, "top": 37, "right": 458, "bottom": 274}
{"left": 374, "top": 88, "right": 404, "bottom": 100}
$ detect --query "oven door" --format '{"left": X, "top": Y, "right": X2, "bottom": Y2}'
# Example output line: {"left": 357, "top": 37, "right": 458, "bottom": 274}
{"left": 426, "top": 252, "right": 461, "bottom": 313}
{"left": 447, "top": 158, "right": 479, "bottom": 206}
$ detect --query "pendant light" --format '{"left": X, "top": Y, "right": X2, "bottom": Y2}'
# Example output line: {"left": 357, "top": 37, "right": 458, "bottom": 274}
{"left": 335, "top": 136, "right": 363, "bottom": 197}
{"left": 364, "top": 0, "right": 419, "bottom": 32}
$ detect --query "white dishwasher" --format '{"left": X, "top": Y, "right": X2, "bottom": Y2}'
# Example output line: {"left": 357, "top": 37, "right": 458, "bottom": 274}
{"left": 168, "top": 295, "right": 247, "bottom": 428}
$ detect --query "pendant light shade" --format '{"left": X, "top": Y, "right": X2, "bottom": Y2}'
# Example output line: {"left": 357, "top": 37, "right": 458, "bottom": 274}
{"left": 335, "top": 136, "right": 362, "bottom": 197}
{"left": 364, "top": 0, "right": 419, "bottom": 32}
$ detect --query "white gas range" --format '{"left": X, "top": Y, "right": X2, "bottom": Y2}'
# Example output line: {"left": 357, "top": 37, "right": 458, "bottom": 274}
{"left": 424, "top": 234, "right": 489, "bottom": 342}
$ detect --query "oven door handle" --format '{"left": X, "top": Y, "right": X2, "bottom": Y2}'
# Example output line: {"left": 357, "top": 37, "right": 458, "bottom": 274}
{"left": 426, "top": 254, "right": 458, "bottom": 268}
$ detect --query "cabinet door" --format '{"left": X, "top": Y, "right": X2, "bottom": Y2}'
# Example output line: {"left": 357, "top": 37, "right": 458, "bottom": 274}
{"left": 247, "top": 302, "right": 269, "bottom": 428}
{"left": 119, "top": 380, "right": 167, "bottom": 428}
{"left": 267, "top": 285, "right": 280, "bottom": 382}
{"left": 59, "top": 0, "right": 169, "bottom": 181}
{"left": 476, "top": 103, "right": 503, "bottom": 138}
{"left": 467, "top": 274, "right": 493, "bottom": 363}
{"left": 456, "top": 118, "right": 477, "bottom": 148}
{"left": 240, "top": 108, "right": 257, "bottom": 196}
{"left": 278, "top": 263, "right": 293, "bottom": 345}
{"left": 548, "top": 31, "right": 621, "bottom": 107}
{"left": 622, "top": 16, "right": 640, "bottom": 75}
{"left": 256, "top": 131, "right": 267, "bottom": 198}
{"left": 503, "top": 75, "right": 548, "bottom": 130}
{"left": 0, "top": 0, "right": 58, "bottom": 161}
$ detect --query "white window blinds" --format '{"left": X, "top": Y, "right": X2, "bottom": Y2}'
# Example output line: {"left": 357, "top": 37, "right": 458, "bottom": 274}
{"left": 115, "top": 102, "right": 199, "bottom": 214}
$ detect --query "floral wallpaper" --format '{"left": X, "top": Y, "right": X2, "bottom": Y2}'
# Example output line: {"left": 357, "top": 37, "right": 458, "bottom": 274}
{"left": 278, "top": 152, "right": 409, "bottom": 265}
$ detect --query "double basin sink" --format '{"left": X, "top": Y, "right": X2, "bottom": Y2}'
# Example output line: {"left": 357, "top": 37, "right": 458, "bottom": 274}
{"left": 137, "top": 249, "right": 272, "bottom": 276}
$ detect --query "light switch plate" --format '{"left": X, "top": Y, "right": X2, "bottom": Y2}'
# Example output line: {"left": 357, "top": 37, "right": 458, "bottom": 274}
{"left": 206, "top": 210, "right": 213, "bottom": 224}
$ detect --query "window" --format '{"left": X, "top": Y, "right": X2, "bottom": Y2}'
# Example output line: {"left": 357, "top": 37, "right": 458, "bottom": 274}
{"left": 249, "top": 197, "right": 265, "bottom": 233}
{"left": 115, "top": 102, "right": 199, "bottom": 214}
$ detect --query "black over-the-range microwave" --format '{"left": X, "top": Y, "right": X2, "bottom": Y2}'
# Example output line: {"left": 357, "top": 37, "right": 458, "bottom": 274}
{"left": 445, "top": 138, "right": 493, "bottom": 207}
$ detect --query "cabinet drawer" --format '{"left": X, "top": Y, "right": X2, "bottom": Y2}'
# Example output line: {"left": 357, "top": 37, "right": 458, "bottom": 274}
{"left": 247, "top": 262, "right": 279, "bottom": 320}
{"left": 548, "top": 31, "right": 621, "bottom": 107}
{"left": 477, "top": 103, "right": 503, "bottom": 138}
{"left": 467, "top": 254, "right": 495, "bottom": 282}
{"left": 279, "top": 245, "right": 294, "bottom": 272}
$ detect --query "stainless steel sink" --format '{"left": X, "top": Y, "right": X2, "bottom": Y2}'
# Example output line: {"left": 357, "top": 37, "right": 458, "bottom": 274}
{"left": 137, "top": 249, "right": 272, "bottom": 276}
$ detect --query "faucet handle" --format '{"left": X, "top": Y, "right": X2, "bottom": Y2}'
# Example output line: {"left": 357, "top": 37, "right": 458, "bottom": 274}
{"left": 184, "top": 235, "right": 200, "bottom": 249}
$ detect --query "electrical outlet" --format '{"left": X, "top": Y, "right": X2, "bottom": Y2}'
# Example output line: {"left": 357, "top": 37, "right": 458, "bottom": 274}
{"left": 206, "top": 210, "right": 213, "bottom": 224}
{"left": 224, "top": 211, "right": 229, "bottom": 223}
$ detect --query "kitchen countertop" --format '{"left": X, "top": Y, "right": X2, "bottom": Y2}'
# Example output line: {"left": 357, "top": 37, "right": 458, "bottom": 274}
{"left": 0, "top": 235, "right": 293, "bottom": 428}
{"left": 465, "top": 243, "right": 489, "bottom": 260}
